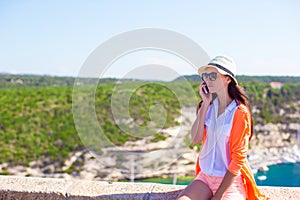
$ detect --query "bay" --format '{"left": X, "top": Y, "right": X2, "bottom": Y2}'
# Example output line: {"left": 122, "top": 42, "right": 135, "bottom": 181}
{"left": 254, "top": 162, "right": 300, "bottom": 187}
{"left": 136, "top": 163, "right": 300, "bottom": 187}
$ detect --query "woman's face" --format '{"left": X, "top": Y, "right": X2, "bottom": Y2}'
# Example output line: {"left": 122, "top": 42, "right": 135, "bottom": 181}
{"left": 202, "top": 67, "right": 231, "bottom": 94}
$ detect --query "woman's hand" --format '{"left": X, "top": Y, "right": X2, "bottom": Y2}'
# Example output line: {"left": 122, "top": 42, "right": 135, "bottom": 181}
{"left": 199, "top": 82, "right": 212, "bottom": 104}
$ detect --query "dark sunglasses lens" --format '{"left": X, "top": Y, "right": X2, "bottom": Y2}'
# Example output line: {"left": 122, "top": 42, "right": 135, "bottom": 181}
{"left": 201, "top": 73, "right": 208, "bottom": 81}
{"left": 210, "top": 72, "right": 217, "bottom": 80}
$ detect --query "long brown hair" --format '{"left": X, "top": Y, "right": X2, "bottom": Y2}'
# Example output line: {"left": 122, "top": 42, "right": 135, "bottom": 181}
{"left": 228, "top": 79, "right": 253, "bottom": 140}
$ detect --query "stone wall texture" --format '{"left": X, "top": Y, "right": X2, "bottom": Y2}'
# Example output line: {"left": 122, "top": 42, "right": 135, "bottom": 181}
{"left": 1, "top": 176, "right": 300, "bottom": 199}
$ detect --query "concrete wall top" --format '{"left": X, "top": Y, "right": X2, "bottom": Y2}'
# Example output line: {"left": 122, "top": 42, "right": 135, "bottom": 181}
{"left": 1, "top": 175, "right": 300, "bottom": 199}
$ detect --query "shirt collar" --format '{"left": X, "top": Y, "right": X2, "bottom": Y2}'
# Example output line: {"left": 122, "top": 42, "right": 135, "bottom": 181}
{"left": 213, "top": 98, "right": 238, "bottom": 115}
{"left": 226, "top": 100, "right": 238, "bottom": 112}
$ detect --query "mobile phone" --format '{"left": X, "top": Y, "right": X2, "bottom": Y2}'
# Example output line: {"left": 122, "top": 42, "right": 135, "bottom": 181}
{"left": 202, "top": 83, "right": 209, "bottom": 94}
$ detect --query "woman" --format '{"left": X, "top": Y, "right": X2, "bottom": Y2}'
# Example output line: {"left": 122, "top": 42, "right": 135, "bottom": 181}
{"left": 177, "top": 55, "right": 268, "bottom": 200}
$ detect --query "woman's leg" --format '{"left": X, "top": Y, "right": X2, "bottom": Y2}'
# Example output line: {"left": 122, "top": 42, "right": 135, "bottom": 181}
{"left": 221, "top": 175, "right": 246, "bottom": 200}
{"left": 177, "top": 180, "right": 213, "bottom": 200}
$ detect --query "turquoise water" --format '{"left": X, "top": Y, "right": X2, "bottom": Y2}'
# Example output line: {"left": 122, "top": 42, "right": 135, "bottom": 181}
{"left": 254, "top": 162, "right": 300, "bottom": 187}
{"left": 138, "top": 163, "right": 300, "bottom": 187}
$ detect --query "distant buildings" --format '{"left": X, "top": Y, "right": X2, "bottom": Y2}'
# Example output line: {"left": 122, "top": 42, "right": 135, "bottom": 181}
{"left": 269, "top": 82, "right": 283, "bottom": 89}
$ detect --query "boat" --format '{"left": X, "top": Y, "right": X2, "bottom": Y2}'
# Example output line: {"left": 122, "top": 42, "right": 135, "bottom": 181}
{"left": 257, "top": 175, "right": 267, "bottom": 181}
{"left": 258, "top": 166, "right": 269, "bottom": 172}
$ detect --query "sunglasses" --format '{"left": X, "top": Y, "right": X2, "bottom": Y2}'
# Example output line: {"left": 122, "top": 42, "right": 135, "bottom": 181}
{"left": 201, "top": 72, "right": 217, "bottom": 81}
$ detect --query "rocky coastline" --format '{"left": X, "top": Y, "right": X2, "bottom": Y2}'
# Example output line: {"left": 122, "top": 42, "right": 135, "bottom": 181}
{"left": 1, "top": 107, "right": 300, "bottom": 182}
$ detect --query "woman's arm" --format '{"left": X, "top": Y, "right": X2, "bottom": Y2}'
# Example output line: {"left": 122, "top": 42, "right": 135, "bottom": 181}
{"left": 228, "top": 105, "right": 251, "bottom": 174}
{"left": 190, "top": 101, "right": 210, "bottom": 144}
{"left": 191, "top": 83, "right": 212, "bottom": 144}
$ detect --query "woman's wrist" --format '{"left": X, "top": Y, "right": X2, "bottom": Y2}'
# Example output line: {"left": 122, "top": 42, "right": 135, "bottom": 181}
{"left": 212, "top": 191, "right": 224, "bottom": 199}
{"left": 199, "top": 102, "right": 209, "bottom": 114}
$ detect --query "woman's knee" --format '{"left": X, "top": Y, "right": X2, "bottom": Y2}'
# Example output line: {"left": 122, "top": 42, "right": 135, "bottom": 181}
{"left": 177, "top": 195, "right": 190, "bottom": 200}
{"left": 176, "top": 180, "right": 212, "bottom": 200}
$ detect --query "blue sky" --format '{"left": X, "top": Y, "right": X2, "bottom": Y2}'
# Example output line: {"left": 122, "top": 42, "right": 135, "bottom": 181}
{"left": 0, "top": 0, "right": 299, "bottom": 78}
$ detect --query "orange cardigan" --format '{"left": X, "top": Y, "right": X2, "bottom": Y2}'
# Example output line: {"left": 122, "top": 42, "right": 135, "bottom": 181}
{"left": 195, "top": 104, "right": 268, "bottom": 200}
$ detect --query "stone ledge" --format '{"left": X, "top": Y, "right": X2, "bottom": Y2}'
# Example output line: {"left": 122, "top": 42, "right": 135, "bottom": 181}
{"left": 1, "top": 175, "right": 300, "bottom": 199}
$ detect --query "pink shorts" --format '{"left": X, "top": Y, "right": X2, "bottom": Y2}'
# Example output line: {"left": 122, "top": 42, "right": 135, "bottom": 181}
{"left": 195, "top": 172, "right": 246, "bottom": 199}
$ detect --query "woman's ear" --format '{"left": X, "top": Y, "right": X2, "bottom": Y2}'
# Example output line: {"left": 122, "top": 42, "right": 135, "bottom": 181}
{"left": 224, "top": 76, "right": 232, "bottom": 84}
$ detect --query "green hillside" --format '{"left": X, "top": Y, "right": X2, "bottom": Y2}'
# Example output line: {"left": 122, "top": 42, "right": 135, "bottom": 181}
{"left": 0, "top": 80, "right": 197, "bottom": 168}
{"left": 0, "top": 74, "right": 300, "bottom": 171}
{"left": 0, "top": 87, "right": 81, "bottom": 167}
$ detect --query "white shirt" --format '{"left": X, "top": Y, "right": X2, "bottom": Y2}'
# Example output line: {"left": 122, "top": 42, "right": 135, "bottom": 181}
{"left": 199, "top": 98, "right": 239, "bottom": 177}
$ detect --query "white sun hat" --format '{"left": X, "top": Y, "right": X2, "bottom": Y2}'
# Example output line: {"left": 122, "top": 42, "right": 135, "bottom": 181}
{"left": 198, "top": 55, "right": 238, "bottom": 85}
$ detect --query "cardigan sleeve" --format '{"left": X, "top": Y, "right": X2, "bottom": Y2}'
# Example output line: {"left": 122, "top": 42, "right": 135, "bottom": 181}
{"left": 228, "top": 105, "right": 251, "bottom": 175}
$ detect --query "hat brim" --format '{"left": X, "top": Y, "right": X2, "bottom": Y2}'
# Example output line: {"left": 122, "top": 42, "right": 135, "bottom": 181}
{"left": 198, "top": 65, "right": 238, "bottom": 85}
